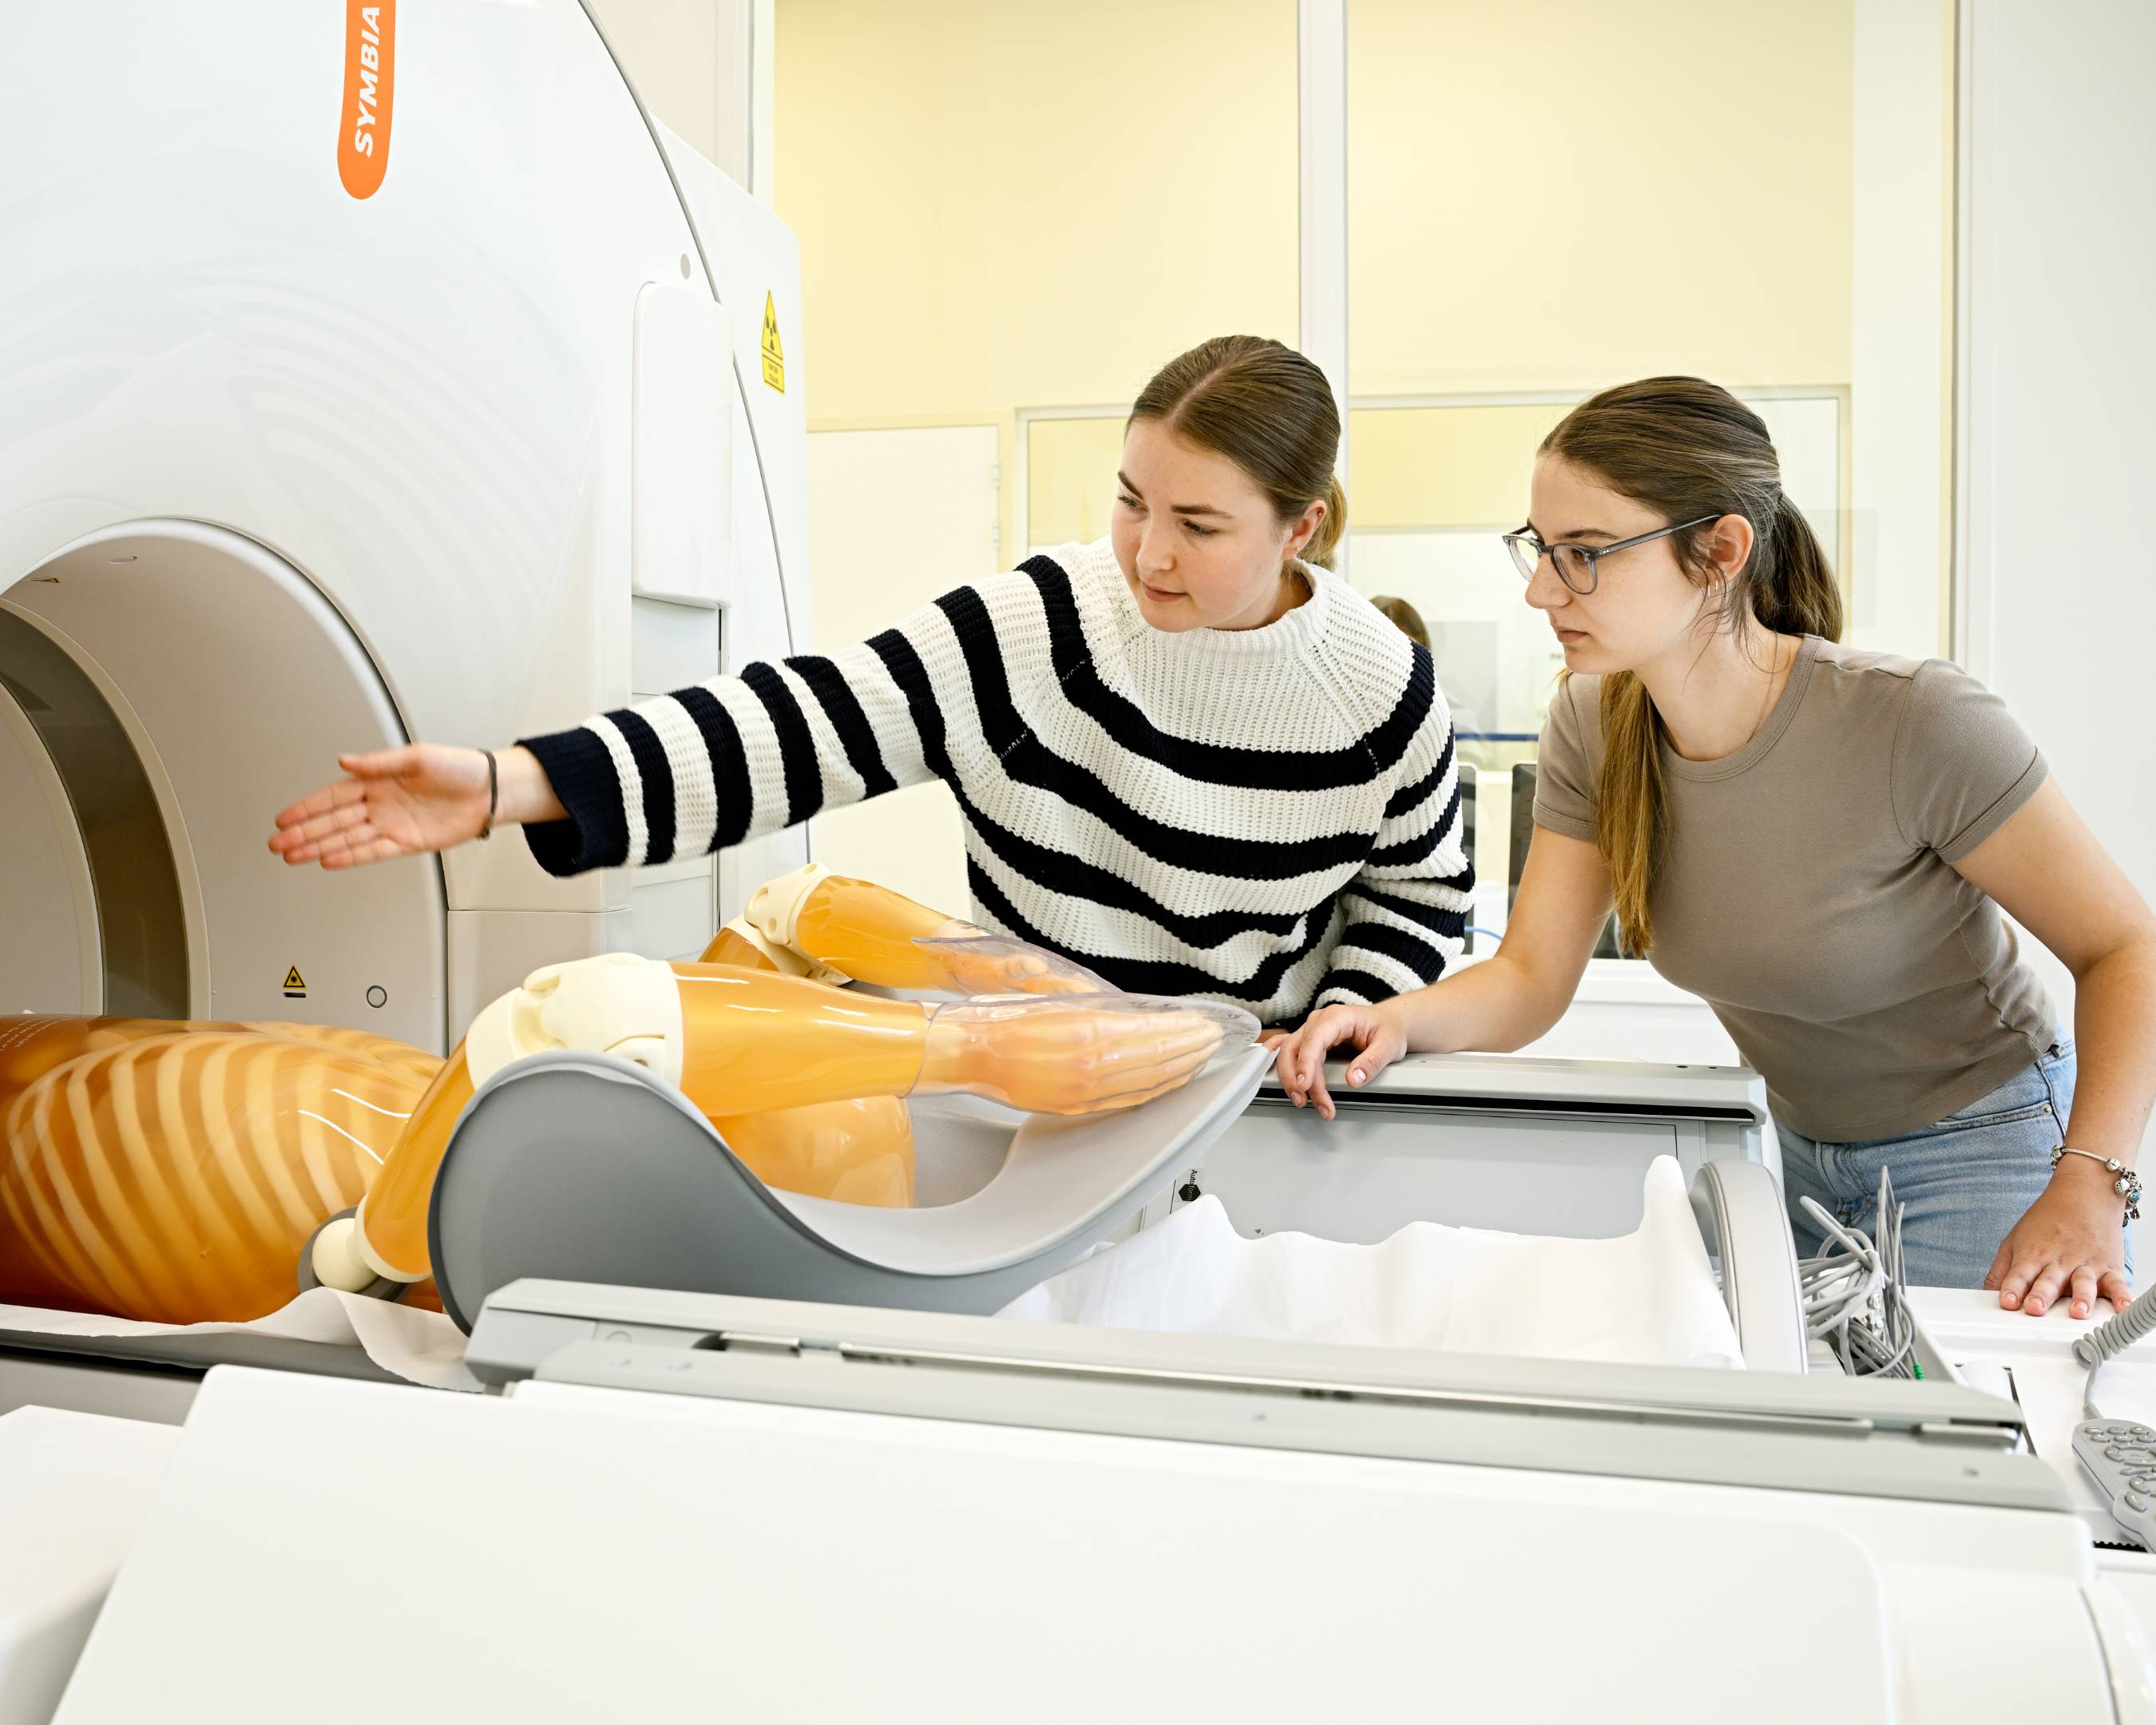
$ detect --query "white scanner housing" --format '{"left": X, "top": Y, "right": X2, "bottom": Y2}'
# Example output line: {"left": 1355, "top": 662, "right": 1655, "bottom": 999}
{"left": 0, "top": 0, "right": 810, "bottom": 1051}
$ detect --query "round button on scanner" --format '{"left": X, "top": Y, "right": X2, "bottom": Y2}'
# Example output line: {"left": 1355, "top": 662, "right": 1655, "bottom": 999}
{"left": 366, "top": 985, "right": 387, "bottom": 1009}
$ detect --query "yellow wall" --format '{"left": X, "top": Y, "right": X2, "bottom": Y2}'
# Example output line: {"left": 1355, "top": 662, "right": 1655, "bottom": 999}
{"left": 1029, "top": 404, "right": 1566, "bottom": 545}
{"left": 1347, "top": 0, "right": 1854, "bottom": 396}
{"left": 775, "top": 0, "right": 1299, "bottom": 554}
{"left": 776, "top": 0, "right": 1855, "bottom": 558}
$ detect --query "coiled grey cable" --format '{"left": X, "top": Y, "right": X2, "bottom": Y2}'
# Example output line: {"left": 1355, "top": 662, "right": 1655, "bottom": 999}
{"left": 1796, "top": 1168, "right": 1916, "bottom": 1378}
{"left": 2076, "top": 1283, "right": 2156, "bottom": 1419}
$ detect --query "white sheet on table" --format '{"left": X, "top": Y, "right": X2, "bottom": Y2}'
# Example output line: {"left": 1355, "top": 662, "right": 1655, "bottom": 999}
{"left": 0, "top": 1290, "right": 478, "bottom": 1392}
{"left": 1001, "top": 1155, "right": 1744, "bottom": 1370}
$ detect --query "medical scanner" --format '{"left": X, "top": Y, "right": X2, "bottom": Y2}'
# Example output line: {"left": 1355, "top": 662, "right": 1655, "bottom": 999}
{"left": 0, "top": 0, "right": 812, "bottom": 1395}
{"left": 2, "top": 0, "right": 807, "bottom": 1049}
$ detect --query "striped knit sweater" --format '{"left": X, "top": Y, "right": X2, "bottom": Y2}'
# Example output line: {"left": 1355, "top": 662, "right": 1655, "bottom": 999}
{"left": 519, "top": 537, "right": 1472, "bottom": 1023}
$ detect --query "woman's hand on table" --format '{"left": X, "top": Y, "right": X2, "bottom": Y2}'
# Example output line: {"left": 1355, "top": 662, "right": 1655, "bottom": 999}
{"left": 1986, "top": 1160, "right": 2134, "bottom": 1319}
{"left": 1272, "top": 1001, "right": 1409, "bottom": 1121}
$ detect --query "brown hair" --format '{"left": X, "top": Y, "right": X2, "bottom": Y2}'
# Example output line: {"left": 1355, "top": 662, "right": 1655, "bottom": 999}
{"left": 1369, "top": 594, "right": 1431, "bottom": 649}
{"left": 1540, "top": 376, "right": 1842, "bottom": 956}
{"left": 1129, "top": 335, "right": 1347, "bottom": 567}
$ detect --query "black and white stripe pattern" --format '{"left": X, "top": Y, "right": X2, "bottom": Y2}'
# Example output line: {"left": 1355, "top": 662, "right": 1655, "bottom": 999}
{"left": 520, "top": 538, "right": 1472, "bottom": 1022}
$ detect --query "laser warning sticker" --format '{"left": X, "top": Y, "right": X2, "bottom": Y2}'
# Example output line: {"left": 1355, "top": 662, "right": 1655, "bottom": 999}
{"left": 761, "top": 291, "right": 786, "bottom": 393}
{"left": 283, "top": 966, "right": 307, "bottom": 998}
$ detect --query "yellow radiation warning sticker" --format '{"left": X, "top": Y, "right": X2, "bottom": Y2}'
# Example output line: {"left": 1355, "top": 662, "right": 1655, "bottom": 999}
{"left": 760, "top": 291, "right": 786, "bottom": 393}
{"left": 283, "top": 966, "right": 307, "bottom": 997}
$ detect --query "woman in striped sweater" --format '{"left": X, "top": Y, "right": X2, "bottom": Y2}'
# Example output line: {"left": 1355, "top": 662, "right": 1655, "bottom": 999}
{"left": 270, "top": 337, "right": 1472, "bottom": 1026}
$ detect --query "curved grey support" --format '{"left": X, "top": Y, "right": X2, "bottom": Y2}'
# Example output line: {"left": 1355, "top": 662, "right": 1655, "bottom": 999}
{"left": 1690, "top": 1159, "right": 1807, "bottom": 1374}
{"left": 427, "top": 1045, "right": 1270, "bottom": 1332}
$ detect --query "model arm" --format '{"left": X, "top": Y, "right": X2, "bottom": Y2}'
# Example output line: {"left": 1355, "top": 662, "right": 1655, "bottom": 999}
{"left": 318, "top": 956, "right": 1250, "bottom": 1288}
{"left": 711, "top": 864, "right": 1108, "bottom": 996}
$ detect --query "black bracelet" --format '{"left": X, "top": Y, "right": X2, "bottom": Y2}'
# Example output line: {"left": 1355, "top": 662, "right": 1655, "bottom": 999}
{"left": 479, "top": 748, "right": 499, "bottom": 839}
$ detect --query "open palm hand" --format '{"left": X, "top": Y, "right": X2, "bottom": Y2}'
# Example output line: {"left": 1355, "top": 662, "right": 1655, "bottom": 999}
{"left": 268, "top": 746, "right": 493, "bottom": 869}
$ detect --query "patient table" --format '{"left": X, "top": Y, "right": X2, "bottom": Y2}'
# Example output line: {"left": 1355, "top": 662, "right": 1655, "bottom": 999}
{"left": 0, "top": 1049, "right": 1788, "bottom": 1418}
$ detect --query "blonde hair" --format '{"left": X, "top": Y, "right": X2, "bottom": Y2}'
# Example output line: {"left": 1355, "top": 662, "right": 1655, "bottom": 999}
{"left": 1369, "top": 594, "right": 1430, "bottom": 649}
{"left": 1541, "top": 378, "right": 1842, "bottom": 956}
{"left": 1130, "top": 335, "right": 1347, "bottom": 567}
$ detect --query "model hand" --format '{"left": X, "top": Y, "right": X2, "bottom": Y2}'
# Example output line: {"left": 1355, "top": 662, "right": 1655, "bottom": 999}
{"left": 1274, "top": 1002, "right": 1408, "bottom": 1121}
{"left": 269, "top": 745, "right": 558, "bottom": 869}
{"left": 921, "top": 996, "right": 1254, "bottom": 1115}
{"left": 1985, "top": 1162, "right": 2133, "bottom": 1319}
{"left": 914, "top": 930, "right": 1112, "bottom": 997}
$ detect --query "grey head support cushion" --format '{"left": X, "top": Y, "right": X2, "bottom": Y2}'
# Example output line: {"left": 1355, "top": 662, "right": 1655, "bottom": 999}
{"left": 426, "top": 1045, "right": 1271, "bottom": 1331}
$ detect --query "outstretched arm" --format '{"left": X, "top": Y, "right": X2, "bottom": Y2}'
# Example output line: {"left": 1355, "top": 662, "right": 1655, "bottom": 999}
{"left": 270, "top": 574, "right": 1021, "bottom": 874}
{"left": 269, "top": 744, "right": 564, "bottom": 869}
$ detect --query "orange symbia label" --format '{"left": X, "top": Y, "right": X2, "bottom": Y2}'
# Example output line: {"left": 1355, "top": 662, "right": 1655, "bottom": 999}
{"left": 338, "top": 2, "right": 395, "bottom": 199}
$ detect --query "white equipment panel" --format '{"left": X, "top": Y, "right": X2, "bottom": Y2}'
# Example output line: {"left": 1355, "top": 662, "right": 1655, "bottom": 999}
{"left": 53, "top": 1362, "right": 2124, "bottom": 1724}
{"left": 0, "top": 1408, "right": 178, "bottom": 1725}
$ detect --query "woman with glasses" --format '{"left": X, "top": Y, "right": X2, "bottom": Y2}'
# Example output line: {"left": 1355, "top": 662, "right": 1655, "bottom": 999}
{"left": 1276, "top": 376, "right": 2156, "bottom": 1321}
{"left": 268, "top": 336, "right": 1470, "bottom": 1033}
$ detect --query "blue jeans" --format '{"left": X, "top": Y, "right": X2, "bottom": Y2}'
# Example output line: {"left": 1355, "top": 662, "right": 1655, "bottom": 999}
{"left": 1778, "top": 1039, "right": 2130, "bottom": 1290}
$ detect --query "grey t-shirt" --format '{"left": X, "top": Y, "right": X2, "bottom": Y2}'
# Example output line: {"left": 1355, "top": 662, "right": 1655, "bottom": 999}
{"left": 1534, "top": 636, "right": 2055, "bottom": 1141}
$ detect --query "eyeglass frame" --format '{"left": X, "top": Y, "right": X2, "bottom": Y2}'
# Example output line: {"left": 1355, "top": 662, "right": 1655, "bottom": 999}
{"left": 1502, "top": 514, "right": 1721, "bottom": 596}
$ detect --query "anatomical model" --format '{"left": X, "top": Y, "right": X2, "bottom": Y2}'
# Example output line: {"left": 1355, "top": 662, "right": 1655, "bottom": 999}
{"left": 0, "top": 866, "right": 1250, "bottom": 1325}
{"left": 0, "top": 1016, "right": 438, "bottom": 1324}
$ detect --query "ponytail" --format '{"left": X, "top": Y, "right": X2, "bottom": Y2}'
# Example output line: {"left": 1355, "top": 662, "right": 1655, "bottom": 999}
{"left": 1542, "top": 377, "right": 1843, "bottom": 958}
{"left": 1754, "top": 490, "right": 1841, "bottom": 640}
{"left": 1594, "top": 672, "right": 1663, "bottom": 958}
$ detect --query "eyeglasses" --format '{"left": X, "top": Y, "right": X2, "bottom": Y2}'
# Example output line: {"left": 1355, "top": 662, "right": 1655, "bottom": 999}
{"left": 1502, "top": 515, "right": 1718, "bottom": 596}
